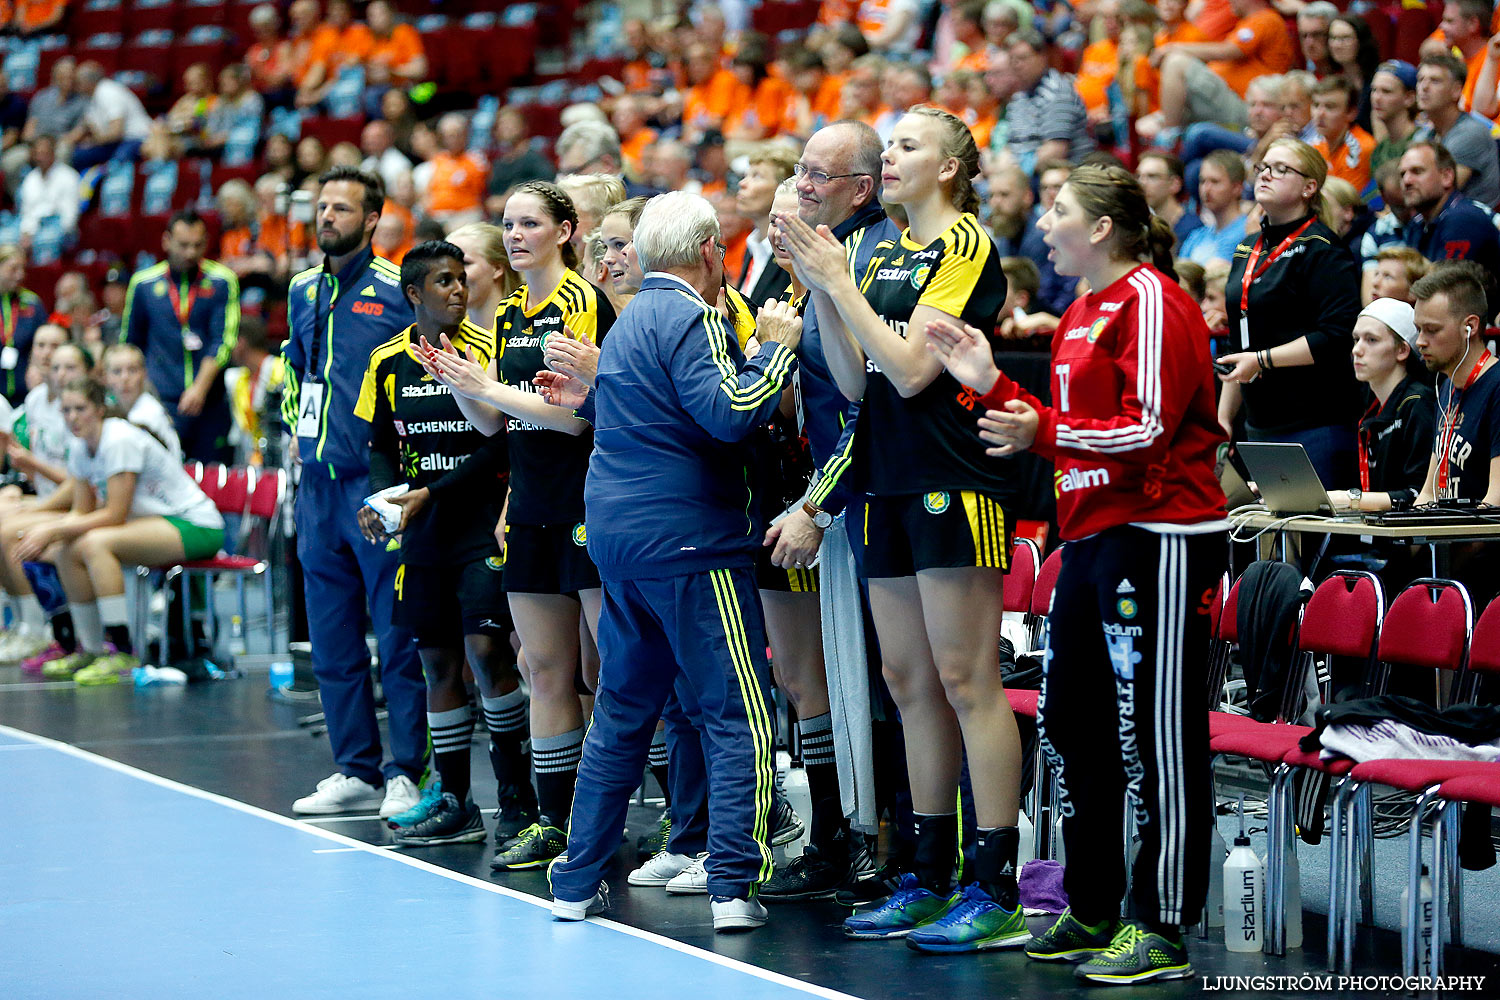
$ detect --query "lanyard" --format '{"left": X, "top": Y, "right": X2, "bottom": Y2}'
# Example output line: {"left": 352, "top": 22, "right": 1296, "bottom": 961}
{"left": 1239, "top": 218, "right": 1314, "bottom": 315}
{"left": 1436, "top": 350, "right": 1493, "bottom": 492}
{"left": 165, "top": 276, "right": 200, "bottom": 332}
{"left": 1, "top": 293, "right": 13, "bottom": 348}
{"left": 1357, "top": 397, "right": 1379, "bottom": 492}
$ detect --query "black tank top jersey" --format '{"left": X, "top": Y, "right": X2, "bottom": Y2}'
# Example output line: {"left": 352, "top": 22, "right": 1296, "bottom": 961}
{"left": 494, "top": 270, "right": 615, "bottom": 524}
{"left": 853, "top": 212, "right": 1018, "bottom": 500}
{"left": 356, "top": 319, "right": 506, "bottom": 565}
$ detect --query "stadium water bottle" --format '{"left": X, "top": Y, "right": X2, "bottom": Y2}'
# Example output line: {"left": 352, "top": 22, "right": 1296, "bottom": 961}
{"left": 1284, "top": 841, "right": 1303, "bottom": 949}
{"left": 1206, "top": 819, "right": 1226, "bottom": 929}
{"left": 230, "top": 615, "right": 247, "bottom": 656}
{"left": 1224, "top": 797, "right": 1263, "bottom": 953}
{"left": 782, "top": 764, "right": 812, "bottom": 859}
{"left": 1017, "top": 809, "right": 1035, "bottom": 867}
{"left": 1401, "top": 864, "right": 1434, "bottom": 977}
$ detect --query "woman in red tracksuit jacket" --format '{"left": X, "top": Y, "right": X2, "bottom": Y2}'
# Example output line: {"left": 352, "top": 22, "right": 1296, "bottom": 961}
{"left": 926, "top": 164, "right": 1228, "bottom": 986}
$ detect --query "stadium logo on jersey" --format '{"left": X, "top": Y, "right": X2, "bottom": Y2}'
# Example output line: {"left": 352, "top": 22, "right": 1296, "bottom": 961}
{"left": 351, "top": 301, "right": 385, "bottom": 316}
{"left": 572, "top": 523, "right": 588, "bottom": 546}
{"left": 485, "top": 556, "right": 504, "bottom": 571}
{"left": 922, "top": 491, "right": 950, "bottom": 514}
{"left": 1087, "top": 318, "right": 1107, "bottom": 343}
{"left": 1117, "top": 597, "right": 1138, "bottom": 619}
{"left": 909, "top": 263, "right": 931, "bottom": 289}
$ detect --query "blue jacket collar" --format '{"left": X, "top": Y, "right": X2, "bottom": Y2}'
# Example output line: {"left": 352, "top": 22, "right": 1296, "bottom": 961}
{"left": 325, "top": 244, "right": 376, "bottom": 286}
{"left": 833, "top": 202, "right": 890, "bottom": 242}
{"left": 640, "top": 272, "right": 706, "bottom": 300}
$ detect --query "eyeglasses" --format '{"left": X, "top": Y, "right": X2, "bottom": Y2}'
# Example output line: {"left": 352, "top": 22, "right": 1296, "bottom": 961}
{"left": 1298, "top": 28, "right": 1328, "bottom": 39}
{"left": 793, "top": 163, "right": 867, "bottom": 185}
{"left": 1254, "top": 161, "right": 1311, "bottom": 180}
{"left": 715, "top": 241, "right": 727, "bottom": 261}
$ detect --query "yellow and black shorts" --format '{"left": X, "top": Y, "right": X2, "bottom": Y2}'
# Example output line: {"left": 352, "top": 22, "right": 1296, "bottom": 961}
{"left": 861, "top": 490, "right": 1012, "bottom": 579}
{"left": 394, "top": 555, "right": 511, "bottom": 647}
{"left": 754, "top": 544, "right": 820, "bottom": 594}
{"left": 502, "top": 521, "right": 601, "bottom": 596}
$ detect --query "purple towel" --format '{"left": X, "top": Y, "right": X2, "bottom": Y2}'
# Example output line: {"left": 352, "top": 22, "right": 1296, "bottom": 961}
{"left": 1019, "top": 859, "right": 1068, "bottom": 913}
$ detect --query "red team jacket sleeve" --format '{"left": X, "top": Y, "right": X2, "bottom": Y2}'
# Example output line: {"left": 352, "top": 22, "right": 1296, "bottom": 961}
{"left": 977, "top": 274, "right": 1203, "bottom": 466}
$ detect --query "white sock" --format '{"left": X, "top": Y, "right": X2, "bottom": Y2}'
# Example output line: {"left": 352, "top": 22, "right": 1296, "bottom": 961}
{"left": 98, "top": 593, "right": 130, "bottom": 629}
{"left": 70, "top": 601, "right": 105, "bottom": 653}
{"left": 18, "top": 596, "right": 45, "bottom": 632}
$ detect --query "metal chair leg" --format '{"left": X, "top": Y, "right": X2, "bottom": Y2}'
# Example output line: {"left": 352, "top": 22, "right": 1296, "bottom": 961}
{"left": 1325, "top": 776, "right": 1350, "bottom": 971}
{"left": 1445, "top": 800, "right": 1462, "bottom": 951}
{"left": 1341, "top": 782, "right": 1367, "bottom": 974}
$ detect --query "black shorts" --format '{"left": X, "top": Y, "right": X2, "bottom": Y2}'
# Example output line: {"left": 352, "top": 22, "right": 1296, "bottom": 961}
{"left": 755, "top": 543, "right": 820, "bottom": 593}
{"left": 502, "top": 521, "right": 601, "bottom": 595}
{"left": 394, "top": 555, "right": 511, "bottom": 647}
{"left": 861, "top": 490, "right": 1012, "bottom": 579}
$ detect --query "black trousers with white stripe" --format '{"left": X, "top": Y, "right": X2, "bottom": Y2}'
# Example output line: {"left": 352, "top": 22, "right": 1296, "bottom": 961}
{"left": 1038, "top": 526, "right": 1224, "bottom": 928}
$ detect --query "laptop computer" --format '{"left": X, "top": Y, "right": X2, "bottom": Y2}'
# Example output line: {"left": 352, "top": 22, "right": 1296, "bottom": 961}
{"left": 1237, "top": 442, "right": 1337, "bottom": 516}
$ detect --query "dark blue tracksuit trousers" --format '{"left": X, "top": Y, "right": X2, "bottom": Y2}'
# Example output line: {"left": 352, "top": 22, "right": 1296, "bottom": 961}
{"left": 295, "top": 471, "right": 427, "bottom": 786}
{"left": 661, "top": 687, "right": 709, "bottom": 856}
{"left": 551, "top": 566, "right": 774, "bottom": 901}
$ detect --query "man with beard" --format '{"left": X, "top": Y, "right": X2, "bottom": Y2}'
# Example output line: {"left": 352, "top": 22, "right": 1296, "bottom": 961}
{"left": 1399, "top": 140, "right": 1500, "bottom": 278}
{"left": 279, "top": 166, "right": 426, "bottom": 821}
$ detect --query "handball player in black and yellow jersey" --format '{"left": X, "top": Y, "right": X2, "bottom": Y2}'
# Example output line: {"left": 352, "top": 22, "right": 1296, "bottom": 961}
{"left": 420, "top": 181, "right": 615, "bottom": 871}
{"left": 779, "top": 106, "right": 1027, "bottom": 952}
{"left": 354, "top": 241, "right": 526, "bottom": 847}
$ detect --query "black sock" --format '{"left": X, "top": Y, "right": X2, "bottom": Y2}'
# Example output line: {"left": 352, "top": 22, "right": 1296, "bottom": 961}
{"left": 648, "top": 730, "right": 672, "bottom": 808}
{"left": 913, "top": 812, "right": 959, "bottom": 895}
{"left": 974, "top": 826, "right": 1020, "bottom": 909}
{"left": 799, "top": 712, "right": 843, "bottom": 850}
{"left": 428, "top": 707, "right": 474, "bottom": 804}
{"left": 532, "top": 727, "right": 583, "bottom": 828}
{"left": 51, "top": 610, "right": 76, "bottom": 653}
{"left": 1143, "top": 919, "right": 1181, "bottom": 942}
{"left": 104, "top": 624, "right": 132, "bottom": 655}
{"left": 480, "top": 691, "right": 530, "bottom": 792}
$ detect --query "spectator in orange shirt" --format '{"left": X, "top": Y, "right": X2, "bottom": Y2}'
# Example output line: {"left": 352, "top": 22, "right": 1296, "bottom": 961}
{"left": 372, "top": 202, "right": 414, "bottom": 264}
{"left": 948, "top": 0, "right": 994, "bottom": 75}
{"left": 1434, "top": 0, "right": 1493, "bottom": 112}
{"left": 285, "top": 0, "right": 329, "bottom": 90}
{"left": 964, "top": 71, "right": 1003, "bottom": 148}
{"left": 680, "top": 41, "right": 741, "bottom": 140}
{"left": 782, "top": 47, "right": 841, "bottom": 136}
{"left": 296, "top": 0, "right": 373, "bottom": 108}
{"left": 365, "top": 0, "right": 427, "bottom": 86}
{"left": 1153, "top": 0, "right": 1296, "bottom": 134}
{"left": 421, "top": 114, "right": 487, "bottom": 227}
{"left": 1157, "top": 0, "right": 1206, "bottom": 47}
{"left": 246, "top": 4, "right": 293, "bottom": 102}
{"left": 12, "top": 0, "right": 65, "bottom": 35}
{"left": 839, "top": 54, "right": 889, "bottom": 128}
{"left": 1313, "top": 76, "right": 1376, "bottom": 195}
{"left": 611, "top": 96, "right": 658, "bottom": 178}
{"left": 1188, "top": 0, "right": 1237, "bottom": 41}
{"left": 1075, "top": 0, "right": 1125, "bottom": 120}
{"left": 217, "top": 179, "right": 276, "bottom": 282}
{"left": 724, "top": 33, "right": 795, "bottom": 141}
{"left": 818, "top": 0, "right": 859, "bottom": 29}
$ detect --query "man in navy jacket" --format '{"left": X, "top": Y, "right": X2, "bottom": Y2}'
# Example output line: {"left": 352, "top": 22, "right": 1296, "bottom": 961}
{"left": 547, "top": 191, "right": 802, "bottom": 933}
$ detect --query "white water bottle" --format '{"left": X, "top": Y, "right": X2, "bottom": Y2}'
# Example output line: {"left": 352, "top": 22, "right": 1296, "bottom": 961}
{"left": 1401, "top": 864, "right": 1435, "bottom": 977}
{"left": 1206, "top": 821, "right": 1227, "bottom": 928}
{"left": 1018, "top": 810, "right": 1036, "bottom": 867}
{"left": 1224, "top": 832, "right": 1264, "bottom": 952}
{"left": 1284, "top": 843, "right": 1303, "bottom": 949}
{"left": 782, "top": 764, "right": 812, "bottom": 859}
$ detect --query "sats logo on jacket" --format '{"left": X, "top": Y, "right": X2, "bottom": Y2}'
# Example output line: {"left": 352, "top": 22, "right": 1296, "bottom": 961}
{"left": 351, "top": 301, "right": 385, "bottom": 316}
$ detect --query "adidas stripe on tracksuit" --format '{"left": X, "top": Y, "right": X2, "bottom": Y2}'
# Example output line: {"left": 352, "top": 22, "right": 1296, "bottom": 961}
{"left": 977, "top": 264, "right": 1228, "bottom": 927}
{"left": 549, "top": 272, "right": 798, "bottom": 903}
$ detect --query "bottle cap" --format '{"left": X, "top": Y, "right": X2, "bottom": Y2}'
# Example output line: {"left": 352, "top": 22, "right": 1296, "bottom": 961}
{"left": 1234, "top": 833, "right": 1252, "bottom": 847}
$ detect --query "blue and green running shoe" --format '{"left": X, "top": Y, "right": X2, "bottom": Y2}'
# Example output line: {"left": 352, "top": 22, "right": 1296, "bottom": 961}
{"left": 386, "top": 777, "right": 443, "bottom": 829}
{"left": 842, "top": 874, "right": 955, "bottom": 940}
{"left": 905, "top": 883, "right": 1031, "bottom": 952}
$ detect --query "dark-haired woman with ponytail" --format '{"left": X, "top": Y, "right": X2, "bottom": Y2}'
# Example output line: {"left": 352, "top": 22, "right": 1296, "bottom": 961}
{"left": 420, "top": 179, "right": 614, "bottom": 871}
{"left": 779, "top": 105, "right": 1027, "bottom": 951}
{"left": 926, "top": 164, "right": 1228, "bottom": 984}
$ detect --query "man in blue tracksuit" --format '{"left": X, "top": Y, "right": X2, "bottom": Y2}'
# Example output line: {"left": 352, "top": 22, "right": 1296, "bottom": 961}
{"left": 279, "top": 166, "right": 426, "bottom": 819}
{"left": 548, "top": 191, "right": 802, "bottom": 932}
{"left": 121, "top": 208, "right": 240, "bottom": 462}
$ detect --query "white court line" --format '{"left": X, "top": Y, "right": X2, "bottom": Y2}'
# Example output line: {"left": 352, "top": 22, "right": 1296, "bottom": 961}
{"left": 311, "top": 847, "right": 371, "bottom": 854}
{"left": 0, "top": 722, "right": 862, "bottom": 1000}
{"left": 298, "top": 813, "right": 384, "bottom": 824}
{"left": 0, "top": 742, "right": 48, "bottom": 751}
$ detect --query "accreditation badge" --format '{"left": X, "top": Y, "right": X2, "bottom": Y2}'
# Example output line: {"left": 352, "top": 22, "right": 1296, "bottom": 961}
{"left": 296, "top": 382, "right": 325, "bottom": 439}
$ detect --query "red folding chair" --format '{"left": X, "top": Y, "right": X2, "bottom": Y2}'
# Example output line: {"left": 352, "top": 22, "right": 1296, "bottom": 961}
{"left": 1002, "top": 536, "right": 1039, "bottom": 615}
{"left": 1028, "top": 545, "right": 1062, "bottom": 649}
{"left": 1325, "top": 578, "right": 1473, "bottom": 971}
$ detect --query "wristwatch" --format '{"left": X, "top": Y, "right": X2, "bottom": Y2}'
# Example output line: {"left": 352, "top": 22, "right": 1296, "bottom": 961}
{"left": 802, "top": 500, "right": 833, "bottom": 529}
{"left": 1347, "top": 487, "right": 1362, "bottom": 510}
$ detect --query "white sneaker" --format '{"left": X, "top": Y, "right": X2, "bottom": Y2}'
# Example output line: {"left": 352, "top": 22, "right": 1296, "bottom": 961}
{"left": 292, "top": 772, "right": 384, "bottom": 815}
{"left": 628, "top": 851, "right": 695, "bottom": 887}
{"left": 711, "top": 895, "right": 768, "bottom": 932}
{"left": 0, "top": 626, "right": 47, "bottom": 663}
{"left": 552, "top": 883, "right": 610, "bottom": 921}
{"left": 379, "top": 774, "right": 422, "bottom": 819}
{"left": 665, "top": 853, "right": 710, "bottom": 895}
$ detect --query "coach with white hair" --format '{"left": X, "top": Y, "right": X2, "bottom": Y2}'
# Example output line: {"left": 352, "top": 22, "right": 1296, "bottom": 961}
{"left": 543, "top": 191, "right": 803, "bottom": 933}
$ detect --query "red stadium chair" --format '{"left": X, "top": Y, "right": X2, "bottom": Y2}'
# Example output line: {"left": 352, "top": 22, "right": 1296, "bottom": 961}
{"left": 72, "top": 0, "right": 127, "bottom": 38}
{"left": 300, "top": 115, "right": 367, "bottom": 148}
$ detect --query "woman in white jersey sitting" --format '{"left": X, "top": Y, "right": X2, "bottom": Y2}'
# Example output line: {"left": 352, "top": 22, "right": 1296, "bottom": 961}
{"left": 100, "top": 344, "right": 182, "bottom": 462}
{"left": 15, "top": 378, "right": 224, "bottom": 685}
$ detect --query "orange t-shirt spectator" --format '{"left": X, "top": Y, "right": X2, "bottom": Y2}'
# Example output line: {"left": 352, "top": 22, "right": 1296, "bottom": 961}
{"left": 1311, "top": 77, "right": 1375, "bottom": 193}
{"left": 423, "top": 115, "right": 486, "bottom": 220}
{"left": 12, "top": 0, "right": 66, "bottom": 34}
{"left": 365, "top": 0, "right": 427, "bottom": 84}
{"left": 1209, "top": 6, "right": 1296, "bottom": 97}
{"left": 681, "top": 43, "right": 741, "bottom": 135}
{"left": 1194, "top": 0, "right": 1238, "bottom": 41}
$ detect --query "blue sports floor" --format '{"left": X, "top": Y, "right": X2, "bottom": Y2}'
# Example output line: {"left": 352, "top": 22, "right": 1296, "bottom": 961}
{"left": 0, "top": 724, "right": 858, "bottom": 1000}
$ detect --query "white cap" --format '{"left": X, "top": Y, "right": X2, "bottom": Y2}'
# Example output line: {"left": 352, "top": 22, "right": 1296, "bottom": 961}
{"left": 1358, "top": 297, "right": 1419, "bottom": 351}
